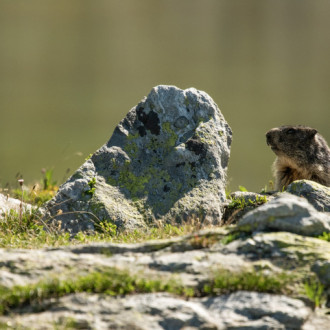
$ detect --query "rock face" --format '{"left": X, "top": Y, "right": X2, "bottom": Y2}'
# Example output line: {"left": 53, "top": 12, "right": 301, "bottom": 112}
{"left": 46, "top": 85, "right": 232, "bottom": 233}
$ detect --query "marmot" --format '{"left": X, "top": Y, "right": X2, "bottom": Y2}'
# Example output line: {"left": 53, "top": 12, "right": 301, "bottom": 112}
{"left": 266, "top": 125, "right": 330, "bottom": 190}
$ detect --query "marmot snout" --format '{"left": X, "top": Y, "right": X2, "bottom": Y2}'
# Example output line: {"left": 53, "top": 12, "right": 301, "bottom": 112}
{"left": 266, "top": 125, "right": 330, "bottom": 190}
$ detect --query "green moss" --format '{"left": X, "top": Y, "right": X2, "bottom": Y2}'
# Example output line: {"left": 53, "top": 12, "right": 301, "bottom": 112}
{"left": 145, "top": 137, "right": 160, "bottom": 151}
{"left": 126, "top": 132, "right": 140, "bottom": 141}
{"left": 124, "top": 141, "right": 139, "bottom": 158}
{"left": 162, "top": 122, "right": 178, "bottom": 150}
{"left": 107, "top": 160, "right": 150, "bottom": 197}
{"left": 124, "top": 132, "right": 140, "bottom": 158}
{"left": 118, "top": 170, "right": 150, "bottom": 196}
{"left": 194, "top": 123, "right": 216, "bottom": 146}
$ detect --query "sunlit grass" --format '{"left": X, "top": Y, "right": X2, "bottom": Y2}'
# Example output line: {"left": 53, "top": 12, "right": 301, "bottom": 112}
{"left": 0, "top": 267, "right": 192, "bottom": 315}
{"left": 0, "top": 170, "right": 224, "bottom": 249}
{"left": 0, "top": 266, "right": 296, "bottom": 316}
{"left": 0, "top": 205, "right": 218, "bottom": 249}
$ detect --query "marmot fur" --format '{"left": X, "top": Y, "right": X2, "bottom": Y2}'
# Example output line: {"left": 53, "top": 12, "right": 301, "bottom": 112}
{"left": 266, "top": 125, "right": 330, "bottom": 190}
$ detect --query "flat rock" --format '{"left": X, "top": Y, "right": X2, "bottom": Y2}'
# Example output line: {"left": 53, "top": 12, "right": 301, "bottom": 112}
{"left": 287, "top": 180, "right": 330, "bottom": 212}
{"left": 45, "top": 85, "right": 232, "bottom": 233}
{"left": 237, "top": 193, "right": 330, "bottom": 237}
{"left": 0, "top": 292, "right": 312, "bottom": 330}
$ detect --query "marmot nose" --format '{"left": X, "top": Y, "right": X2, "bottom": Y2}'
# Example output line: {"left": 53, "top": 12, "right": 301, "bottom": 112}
{"left": 266, "top": 132, "right": 272, "bottom": 145}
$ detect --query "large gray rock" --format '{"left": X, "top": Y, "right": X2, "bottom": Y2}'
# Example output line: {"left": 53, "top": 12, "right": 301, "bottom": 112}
{"left": 287, "top": 180, "right": 330, "bottom": 212}
{"left": 237, "top": 193, "right": 330, "bottom": 236}
{"left": 45, "top": 85, "right": 232, "bottom": 233}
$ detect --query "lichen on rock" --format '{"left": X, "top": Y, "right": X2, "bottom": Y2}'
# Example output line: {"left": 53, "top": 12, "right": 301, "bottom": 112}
{"left": 45, "top": 85, "right": 232, "bottom": 233}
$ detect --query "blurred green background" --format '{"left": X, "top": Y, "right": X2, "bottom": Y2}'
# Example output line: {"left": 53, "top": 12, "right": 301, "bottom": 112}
{"left": 1, "top": 0, "right": 329, "bottom": 192}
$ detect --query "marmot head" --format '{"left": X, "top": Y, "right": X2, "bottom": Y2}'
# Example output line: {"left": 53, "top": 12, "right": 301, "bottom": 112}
{"left": 266, "top": 125, "right": 318, "bottom": 160}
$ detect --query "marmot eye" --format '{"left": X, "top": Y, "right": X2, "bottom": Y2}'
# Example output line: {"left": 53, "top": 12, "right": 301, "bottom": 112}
{"left": 286, "top": 128, "right": 295, "bottom": 134}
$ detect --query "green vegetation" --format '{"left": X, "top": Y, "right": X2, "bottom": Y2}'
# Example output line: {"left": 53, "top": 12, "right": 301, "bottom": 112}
{"left": 303, "top": 276, "right": 326, "bottom": 308}
{"left": 124, "top": 132, "right": 140, "bottom": 158}
{"left": 318, "top": 231, "right": 330, "bottom": 242}
{"left": 204, "top": 268, "right": 292, "bottom": 295}
{"left": 84, "top": 177, "right": 97, "bottom": 196}
{"left": 238, "top": 185, "right": 248, "bottom": 192}
{"left": 260, "top": 180, "right": 275, "bottom": 194}
{"left": 42, "top": 168, "right": 57, "bottom": 191}
{"left": 0, "top": 261, "right": 324, "bottom": 315}
{"left": 1, "top": 172, "right": 200, "bottom": 248}
{"left": 0, "top": 267, "right": 192, "bottom": 315}
{"left": 227, "top": 194, "right": 267, "bottom": 210}
{"left": 54, "top": 317, "right": 83, "bottom": 329}
{"left": 220, "top": 231, "right": 243, "bottom": 245}
{"left": 0, "top": 266, "right": 298, "bottom": 316}
{"left": 0, "top": 204, "right": 209, "bottom": 248}
{"left": 11, "top": 169, "right": 58, "bottom": 206}
{"left": 0, "top": 209, "right": 72, "bottom": 249}
{"left": 162, "top": 122, "right": 178, "bottom": 150}
{"left": 85, "top": 153, "right": 93, "bottom": 161}
{"left": 117, "top": 162, "right": 150, "bottom": 196}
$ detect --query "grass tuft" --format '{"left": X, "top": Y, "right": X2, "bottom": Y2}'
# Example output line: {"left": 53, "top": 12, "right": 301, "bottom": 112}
{"left": 0, "top": 207, "right": 211, "bottom": 249}
{"left": 0, "top": 267, "right": 298, "bottom": 315}
{"left": 303, "top": 276, "right": 326, "bottom": 308}
{"left": 203, "top": 268, "right": 292, "bottom": 295}
{"left": 317, "top": 232, "right": 330, "bottom": 242}
{"left": 0, "top": 268, "right": 191, "bottom": 315}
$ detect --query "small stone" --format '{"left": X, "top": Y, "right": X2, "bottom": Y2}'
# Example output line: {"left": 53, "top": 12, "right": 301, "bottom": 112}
{"left": 287, "top": 179, "right": 330, "bottom": 212}
{"left": 237, "top": 193, "right": 330, "bottom": 237}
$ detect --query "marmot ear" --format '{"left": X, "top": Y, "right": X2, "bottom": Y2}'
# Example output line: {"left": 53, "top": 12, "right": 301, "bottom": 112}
{"left": 308, "top": 128, "right": 318, "bottom": 138}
